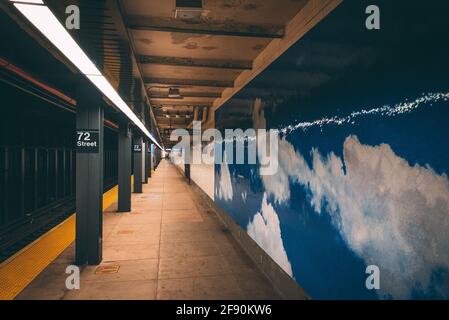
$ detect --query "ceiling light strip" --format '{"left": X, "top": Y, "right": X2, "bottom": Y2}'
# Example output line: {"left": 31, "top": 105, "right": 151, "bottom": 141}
{"left": 12, "top": 1, "right": 163, "bottom": 150}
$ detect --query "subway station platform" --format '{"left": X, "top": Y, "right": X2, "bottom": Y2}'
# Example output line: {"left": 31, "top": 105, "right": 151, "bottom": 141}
{"left": 2, "top": 0, "right": 449, "bottom": 303}
{"left": 15, "top": 160, "right": 280, "bottom": 300}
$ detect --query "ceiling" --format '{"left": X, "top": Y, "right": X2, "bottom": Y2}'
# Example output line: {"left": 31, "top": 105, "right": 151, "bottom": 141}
{"left": 9, "top": 0, "right": 340, "bottom": 148}
{"left": 120, "top": 0, "right": 309, "bottom": 147}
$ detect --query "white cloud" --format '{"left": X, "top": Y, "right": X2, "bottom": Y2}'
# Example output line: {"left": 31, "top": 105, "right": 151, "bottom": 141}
{"left": 260, "top": 138, "right": 311, "bottom": 204}
{"left": 252, "top": 97, "right": 308, "bottom": 204}
{"left": 252, "top": 97, "right": 266, "bottom": 130}
{"left": 251, "top": 94, "right": 449, "bottom": 297}
{"left": 241, "top": 190, "right": 247, "bottom": 202}
{"left": 247, "top": 193, "right": 293, "bottom": 277}
{"left": 216, "top": 156, "right": 233, "bottom": 201}
{"left": 265, "top": 135, "right": 449, "bottom": 298}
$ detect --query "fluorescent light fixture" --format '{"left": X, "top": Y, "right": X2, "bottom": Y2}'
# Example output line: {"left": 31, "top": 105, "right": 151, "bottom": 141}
{"left": 13, "top": 4, "right": 101, "bottom": 76}
{"left": 12, "top": 1, "right": 162, "bottom": 150}
{"left": 168, "top": 87, "right": 181, "bottom": 98}
{"left": 10, "top": 0, "right": 44, "bottom": 3}
{"left": 86, "top": 75, "right": 158, "bottom": 146}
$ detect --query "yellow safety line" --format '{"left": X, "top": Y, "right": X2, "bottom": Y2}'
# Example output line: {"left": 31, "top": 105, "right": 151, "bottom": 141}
{"left": 0, "top": 215, "right": 76, "bottom": 300}
{"left": 102, "top": 184, "right": 118, "bottom": 211}
{"left": 0, "top": 176, "right": 133, "bottom": 300}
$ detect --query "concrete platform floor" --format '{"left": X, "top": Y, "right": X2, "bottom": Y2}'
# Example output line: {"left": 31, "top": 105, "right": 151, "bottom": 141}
{"left": 16, "top": 160, "right": 281, "bottom": 300}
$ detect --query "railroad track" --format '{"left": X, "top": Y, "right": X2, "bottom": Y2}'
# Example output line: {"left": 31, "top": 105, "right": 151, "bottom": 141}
{"left": 0, "top": 179, "right": 116, "bottom": 263}
{"left": 0, "top": 198, "right": 75, "bottom": 263}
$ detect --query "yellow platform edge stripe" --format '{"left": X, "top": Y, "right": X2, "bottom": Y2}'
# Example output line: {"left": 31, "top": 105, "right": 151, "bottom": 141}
{"left": 0, "top": 176, "right": 133, "bottom": 300}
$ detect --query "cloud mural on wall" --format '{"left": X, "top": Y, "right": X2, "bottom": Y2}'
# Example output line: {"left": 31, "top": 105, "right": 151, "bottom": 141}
{"left": 214, "top": 0, "right": 449, "bottom": 299}
{"left": 241, "top": 190, "right": 247, "bottom": 202}
{"left": 252, "top": 97, "right": 266, "bottom": 130}
{"left": 216, "top": 156, "right": 233, "bottom": 201}
{"left": 261, "top": 135, "right": 449, "bottom": 298}
{"left": 260, "top": 92, "right": 449, "bottom": 206}
{"left": 260, "top": 138, "right": 308, "bottom": 204}
{"left": 252, "top": 97, "right": 294, "bottom": 205}
{"left": 280, "top": 92, "right": 449, "bottom": 135}
{"left": 247, "top": 193, "right": 293, "bottom": 277}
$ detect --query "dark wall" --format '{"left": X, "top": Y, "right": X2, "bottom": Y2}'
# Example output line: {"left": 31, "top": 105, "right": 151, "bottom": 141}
{"left": 0, "top": 81, "right": 118, "bottom": 230}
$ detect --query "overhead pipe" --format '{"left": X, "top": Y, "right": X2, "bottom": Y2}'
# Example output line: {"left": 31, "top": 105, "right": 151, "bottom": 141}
{"left": 1, "top": 57, "right": 121, "bottom": 130}
{"left": 0, "top": 57, "right": 76, "bottom": 105}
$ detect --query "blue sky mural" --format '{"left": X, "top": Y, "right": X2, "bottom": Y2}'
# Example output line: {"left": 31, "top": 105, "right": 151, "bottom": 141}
{"left": 214, "top": 1, "right": 449, "bottom": 299}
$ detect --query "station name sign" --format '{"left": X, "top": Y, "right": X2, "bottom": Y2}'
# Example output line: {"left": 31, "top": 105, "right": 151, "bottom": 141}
{"left": 76, "top": 130, "right": 99, "bottom": 153}
{"left": 133, "top": 144, "right": 142, "bottom": 152}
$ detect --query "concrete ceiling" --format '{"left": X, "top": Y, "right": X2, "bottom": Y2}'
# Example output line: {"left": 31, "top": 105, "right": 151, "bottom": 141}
{"left": 27, "top": 0, "right": 340, "bottom": 148}
{"left": 120, "top": 0, "right": 310, "bottom": 147}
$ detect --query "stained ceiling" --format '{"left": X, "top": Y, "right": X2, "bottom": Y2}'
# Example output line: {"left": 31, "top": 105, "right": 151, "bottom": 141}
{"left": 120, "top": 0, "right": 309, "bottom": 147}
{"left": 10, "top": 0, "right": 340, "bottom": 148}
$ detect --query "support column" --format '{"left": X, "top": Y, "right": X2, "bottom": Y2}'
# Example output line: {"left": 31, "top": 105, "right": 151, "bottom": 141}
{"left": 143, "top": 141, "right": 148, "bottom": 183}
{"left": 118, "top": 122, "right": 131, "bottom": 212}
{"left": 184, "top": 162, "right": 190, "bottom": 183}
{"left": 193, "top": 106, "right": 199, "bottom": 121}
{"left": 75, "top": 85, "right": 103, "bottom": 266}
{"left": 184, "top": 147, "right": 190, "bottom": 183}
{"left": 133, "top": 135, "right": 143, "bottom": 193}
{"left": 156, "top": 148, "right": 160, "bottom": 167}
{"left": 146, "top": 143, "right": 151, "bottom": 178}
{"left": 201, "top": 107, "right": 208, "bottom": 123}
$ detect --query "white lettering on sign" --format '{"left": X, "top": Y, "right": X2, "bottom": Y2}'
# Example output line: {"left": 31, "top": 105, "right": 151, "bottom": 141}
{"left": 76, "top": 130, "right": 99, "bottom": 153}
{"left": 77, "top": 131, "right": 90, "bottom": 141}
{"left": 77, "top": 141, "right": 97, "bottom": 147}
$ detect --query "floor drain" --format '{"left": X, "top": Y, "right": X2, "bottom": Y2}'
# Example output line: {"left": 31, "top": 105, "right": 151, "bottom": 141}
{"left": 95, "top": 265, "right": 120, "bottom": 274}
{"left": 117, "top": 230, "right": 134, "bottom": 235}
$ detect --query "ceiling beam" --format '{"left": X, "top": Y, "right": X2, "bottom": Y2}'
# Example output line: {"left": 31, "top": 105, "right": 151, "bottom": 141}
{"left": 156, "top": 116, "right": 191, "bottom": 121}
{"left": 148, "top": 92, "right": 222, "bottom": 99}
{"left": 145, "top": 78, "right": 233, "bottom": 88}
{"left": 157, "top": 121, "right": 191, "bottom": 127}
{"left": 151, "top": 100, "right": 211, "bottom": 107}
{"left": 127, "top": 15, "right": 284, "bottom": 39}
{"left": 203, "top": 0, "right": 343, "bottom": 131}
{"left": 137, "top": 55, "right": 252, "bottom": 71}
{"left": 106, "top": 0, "right": 164, "bottom": 147}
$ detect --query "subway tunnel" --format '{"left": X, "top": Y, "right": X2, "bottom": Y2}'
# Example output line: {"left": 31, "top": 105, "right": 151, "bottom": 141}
{"left": 1, "top": 0, "right": 449, "bottom": 304}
